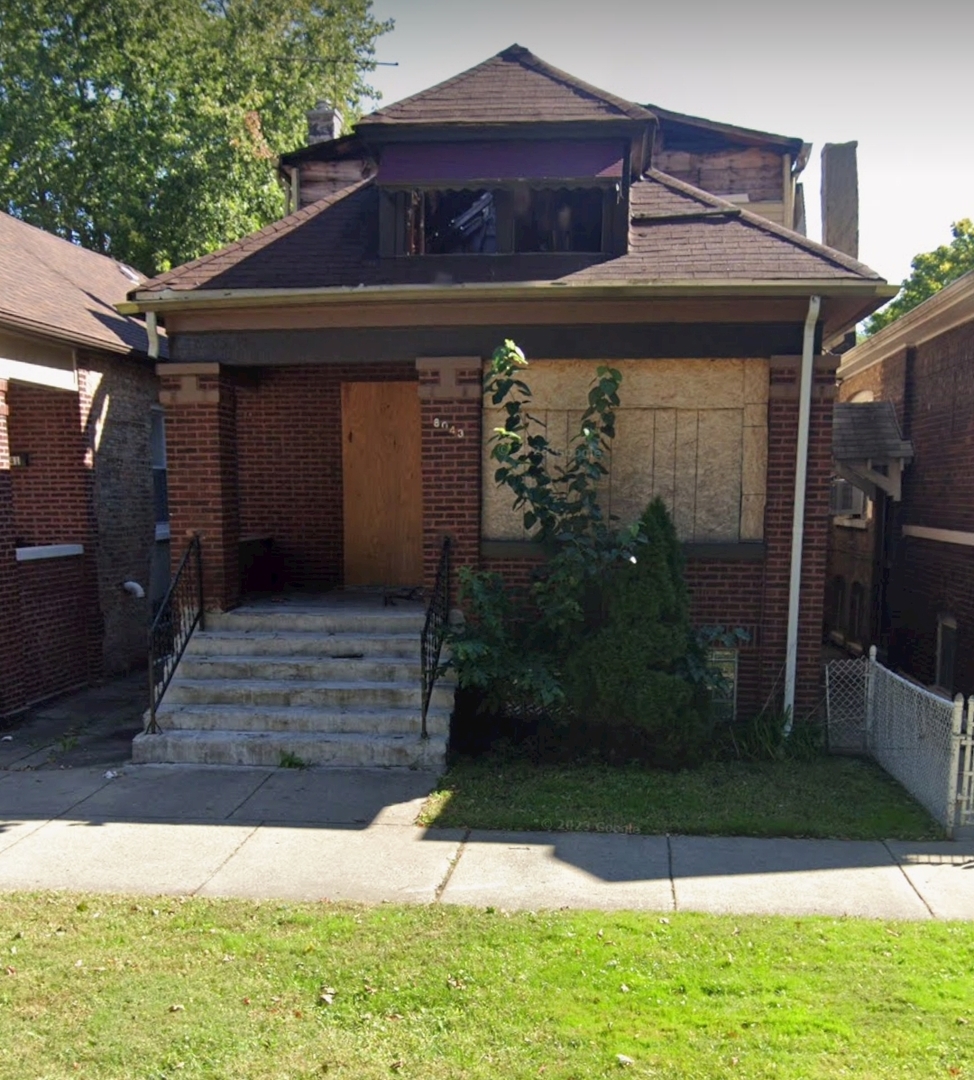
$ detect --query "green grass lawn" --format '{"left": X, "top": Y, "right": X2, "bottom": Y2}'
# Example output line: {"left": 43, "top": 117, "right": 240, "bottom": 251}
{"left": 1, "top": 894, "right": 971, "bottom": 1079}
{"left": 419, "top": 755, "right": 942, "bottom": 840}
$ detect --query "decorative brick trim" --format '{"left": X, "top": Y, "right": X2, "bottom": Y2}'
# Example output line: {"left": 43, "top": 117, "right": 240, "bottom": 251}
{"left": 416, "top": 356, "right": 483, "bottom": 400}
{"left": 159, "top": 373, "right": 222, "bottom": 406}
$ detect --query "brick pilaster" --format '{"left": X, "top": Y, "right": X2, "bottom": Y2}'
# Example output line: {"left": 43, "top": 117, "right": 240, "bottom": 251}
{"left": 761, "top": 355, "right": 837, "bottom": 718}
{"left": 417, "top": 357, "right": 482, "bottom": 594}
{"left": 159, "top": 363, "right": 240, "bottom": 612}
{"left": 0, "top": 380, "right": 26, "bottom": 717}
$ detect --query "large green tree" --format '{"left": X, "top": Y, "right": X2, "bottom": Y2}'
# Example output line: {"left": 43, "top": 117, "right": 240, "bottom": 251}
{"left": 866, "top": 219, "right": 974, "bottom": 335}
{"left": 0, "top": 0, "right": 390, "bottom": 275}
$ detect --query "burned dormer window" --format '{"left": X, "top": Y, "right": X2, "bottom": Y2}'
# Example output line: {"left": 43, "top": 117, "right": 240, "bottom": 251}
{"left": 406, "top": 189, "right": 497, "bottom": 255}
{"left": 399, "top": 184, "right": 604, "bottom": 256}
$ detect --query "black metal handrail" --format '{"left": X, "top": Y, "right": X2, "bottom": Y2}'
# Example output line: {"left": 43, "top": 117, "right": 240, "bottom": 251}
{"left": 147, "top": 533, "right": 203, "bottom": 733}
{"left": 420, "top": 535, "right": 451, "bottom": 738}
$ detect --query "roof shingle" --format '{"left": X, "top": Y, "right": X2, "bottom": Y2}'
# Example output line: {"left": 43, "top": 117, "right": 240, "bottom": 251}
{"left": 0, "top": 211, "right": 154, "bottom": 355}
{"left": 136, "top": 171, "right": 883, "bottom": 296}
{"left": 361, "top": 44, "right": 654, "bottom": 127}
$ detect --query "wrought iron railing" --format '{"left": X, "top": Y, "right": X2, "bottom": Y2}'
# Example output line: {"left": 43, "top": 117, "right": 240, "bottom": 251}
{"left": 420, "top": 535, "right": 451, "bottom": 738}
{"left": 147, "top": 533, "right": 203, "bottom": 733}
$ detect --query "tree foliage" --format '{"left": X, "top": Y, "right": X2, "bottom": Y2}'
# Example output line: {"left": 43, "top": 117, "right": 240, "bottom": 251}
{"left": 866, "top": 219, "right": 974, "bottom": 335}
{"left": 0, "top": 0, "right": 390, "bottom": 275}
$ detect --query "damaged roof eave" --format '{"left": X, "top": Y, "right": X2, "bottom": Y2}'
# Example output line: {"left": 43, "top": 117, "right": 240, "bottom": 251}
{"left": 117, "top": 279, "right": 897, "bottom": 318}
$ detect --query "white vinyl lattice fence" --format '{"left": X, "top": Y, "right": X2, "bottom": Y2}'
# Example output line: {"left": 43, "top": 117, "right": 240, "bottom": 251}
{"left": 825, "top": 648, "right": 974, "bottom": 835}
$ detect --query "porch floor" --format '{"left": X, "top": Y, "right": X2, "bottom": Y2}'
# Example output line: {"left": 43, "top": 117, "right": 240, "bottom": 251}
{"left": 233, "top": 588, "right": 426, "bottom": 620}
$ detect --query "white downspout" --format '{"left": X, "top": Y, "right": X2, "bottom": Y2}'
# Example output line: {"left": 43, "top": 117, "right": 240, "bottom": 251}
{"left": 783, "top": 294, "right": 822, "bottom": 731}
{"left": 146, "top": 310, "right": 160, "bottom": 360}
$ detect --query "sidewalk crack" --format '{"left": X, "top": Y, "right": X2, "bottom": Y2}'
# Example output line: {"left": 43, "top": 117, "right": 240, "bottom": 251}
{"left": 884, "top": 839, "right": 935, "bottom": 919}
{"left": 434, "top": 828, "right": 470, "bottom": 903}
{"left": 224, "top": 769, "right": 275, "bottom": 820}
{"left": 191, "top": 823, "right": 262, "bottom": 896}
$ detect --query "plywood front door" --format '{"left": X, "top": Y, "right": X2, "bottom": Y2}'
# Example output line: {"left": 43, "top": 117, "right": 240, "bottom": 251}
{"left": 342, "top": 381, "right": 423, "bottom": 587}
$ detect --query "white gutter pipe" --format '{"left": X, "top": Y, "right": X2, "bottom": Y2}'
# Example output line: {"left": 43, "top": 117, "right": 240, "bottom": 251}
{"left": 146, "top": 310, "right": 160, "bottom": 360}
{"left": 783, "top": 294, "right": 822, "bottom": 731}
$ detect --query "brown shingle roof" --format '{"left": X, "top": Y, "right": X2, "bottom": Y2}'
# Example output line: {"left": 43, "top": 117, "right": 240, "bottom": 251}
{"left": 0, "top": 211, "right": 154, "bottom": 355}
{"left": 136, "top": 170, "right": 883, "bottom": 297}
{"left": 361, "top": 44, "right": 655, "bottom": 127}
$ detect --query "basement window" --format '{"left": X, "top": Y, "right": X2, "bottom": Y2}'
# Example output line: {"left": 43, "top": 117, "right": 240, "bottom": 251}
{"left": 709, "top": 648, "right": 739, "bottom": 723}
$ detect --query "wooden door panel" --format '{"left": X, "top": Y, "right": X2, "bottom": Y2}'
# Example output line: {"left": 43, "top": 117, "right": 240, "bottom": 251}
{"left": 342, "top": 381, "right": 423, "bottom": 587}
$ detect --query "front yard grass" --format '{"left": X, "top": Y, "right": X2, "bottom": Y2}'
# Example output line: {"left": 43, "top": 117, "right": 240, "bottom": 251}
{"left": 419, "top": 755, "right": 942, "bottom": 840}
{"left": 1, "top": 893, "right": 972, "bottom": 1079}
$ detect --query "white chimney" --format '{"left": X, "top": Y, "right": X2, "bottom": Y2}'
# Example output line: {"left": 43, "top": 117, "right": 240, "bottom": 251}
{"left": 307, "top": 102, "right": 343, "bottom": 145}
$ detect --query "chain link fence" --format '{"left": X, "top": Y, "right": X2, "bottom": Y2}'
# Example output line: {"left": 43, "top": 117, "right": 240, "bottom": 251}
{"left": 825, "top": 648, "right": 974, "bottom": 835}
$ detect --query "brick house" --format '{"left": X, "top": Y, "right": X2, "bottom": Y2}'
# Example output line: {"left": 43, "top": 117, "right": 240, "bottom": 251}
{"left": 120, "top": 46, "right": 893, "bottom": 765}
{"left": 0, "top": 212, "right": 166, "bottom": 718}
{"left": 826, "top": 269, "right": 974, "bottom": 697}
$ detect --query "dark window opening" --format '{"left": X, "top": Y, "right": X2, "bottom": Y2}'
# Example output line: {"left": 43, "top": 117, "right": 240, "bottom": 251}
{"left": 849, "top": 582, "right": 865, "bottom": 644}
{"left": 937, "top": 616, "right": 957, "bottom": 692}
{"left": 513, "top": 186, "right": 603, "bottom": 253}
{"left": 406, "top": 189, "right": 497, "bottom": 255}
{"left": 401, "top": 184, "right": 604, "bottom": 255}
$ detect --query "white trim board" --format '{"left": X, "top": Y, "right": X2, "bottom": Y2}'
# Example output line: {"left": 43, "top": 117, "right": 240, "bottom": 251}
{"left": 15, "top": 543, "right": 84, "bottom": 562}
{"left": 902, "top": 525, "right": 974, "bottom": 548}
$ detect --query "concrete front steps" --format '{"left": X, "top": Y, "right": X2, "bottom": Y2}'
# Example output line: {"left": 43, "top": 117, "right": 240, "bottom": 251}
{"left": 133, "top": 601, "right": 452, "bottom": 768}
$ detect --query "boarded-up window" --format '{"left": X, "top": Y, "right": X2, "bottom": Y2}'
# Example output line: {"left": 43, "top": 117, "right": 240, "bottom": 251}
{"left": 482, "top": 359, "right": 769, "bottom": 543}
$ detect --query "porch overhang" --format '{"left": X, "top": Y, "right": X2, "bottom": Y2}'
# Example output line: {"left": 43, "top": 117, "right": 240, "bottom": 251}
{"left": 832, "top": 401, "right": 914, "bottom": 501}
{"left": 118, "top": 279, "right": 896, "bottom": 343}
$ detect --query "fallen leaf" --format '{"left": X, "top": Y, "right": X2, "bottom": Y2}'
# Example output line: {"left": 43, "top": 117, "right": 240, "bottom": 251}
{"left": 391, "top": 1059, "right": 405, "bottom": 1071}
{"left": 4, "top": 966, "right": 16, "bottom": 976}
{"left": 620, "top": 984, "right": 630, "bottom": 993}
{"left": 616, "top": 1054, "right": 634, "bottom": 1067}
{"left": 169, "top": 1004, "right": 185, "bottom": 1013}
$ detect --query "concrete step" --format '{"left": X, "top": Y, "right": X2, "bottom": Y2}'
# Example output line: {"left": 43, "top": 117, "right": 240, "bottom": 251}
{"left": 153, "top": 702, "right": 451, "bottom": 738}
{"left": 164, "top": 677, "right": 455, "bottom": 711}
{"left": 185, "top": 629, "right": 421, "bottom": 659}
{"left": 132, "top": 729, "right": 447, "bottom": 768}
{"left": 206, "top": 610, "right": 426, "bottom": 636}
{"left": 178, "top": 655, "right": 424, "bottom": 683}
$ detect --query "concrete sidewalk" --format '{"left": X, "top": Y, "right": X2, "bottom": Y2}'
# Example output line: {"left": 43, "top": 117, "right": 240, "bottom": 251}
{"left": 1, "top": 763, "right": 971, "bottom": 919}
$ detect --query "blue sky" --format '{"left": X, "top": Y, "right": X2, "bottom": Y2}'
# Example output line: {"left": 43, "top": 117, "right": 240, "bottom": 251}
{"left": 365, "top": 0, "right": 973, "bottom": 287}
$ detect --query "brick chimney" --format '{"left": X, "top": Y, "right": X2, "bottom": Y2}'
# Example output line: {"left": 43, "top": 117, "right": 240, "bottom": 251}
{"left": 821, "top": 141, "right": 859, "bottom": 259}
{"left": 307, "top": 102, "right": 343, "bottom": 145}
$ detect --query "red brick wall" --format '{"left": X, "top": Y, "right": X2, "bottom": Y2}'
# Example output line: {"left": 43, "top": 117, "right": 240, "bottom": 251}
{"left": 418, "top": 359, "right": 482, "bottom": 593}
{"left": 758, "top": 358, "right": 835, "bottom": 717}
{"left": 0, "top": 380, "right": 26, "bottom": 716}
{"left": 0, "top": 379, "right": 103, "bottom": 716}
{"left": 7, "top": 383, "right": 89, "bottom": 546}
{"left": 234, "top": 362, "right": 417, "bottom": 589}
{"left": 161, "top": 368, "right": 241, "bottom": 610}
{"left": 16, "top": 555, "right": 90, "bottom": 704}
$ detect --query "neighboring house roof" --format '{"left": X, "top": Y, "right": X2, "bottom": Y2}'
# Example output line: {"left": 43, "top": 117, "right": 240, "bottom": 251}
{"left": 360, "top": 43, "right": 655, "bottom": 127}
{"left": 833, "top": 401, "right": 913, "bottom": 463}
{"left": 838, "top": 269, "right": 974, "bottom": 382}
{"left": 134, "top": 169, "right": 883, "bottom": 297}
{"left": 0, "top": 211, "right": 156, "bottom": 356}
{"left": 646, "top": 103, "right": 806, "bottom": 160}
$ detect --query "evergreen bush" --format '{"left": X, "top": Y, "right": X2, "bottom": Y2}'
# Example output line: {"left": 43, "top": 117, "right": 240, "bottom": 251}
{"left": 564, "top": 498, "right": 712, "bottom": 768}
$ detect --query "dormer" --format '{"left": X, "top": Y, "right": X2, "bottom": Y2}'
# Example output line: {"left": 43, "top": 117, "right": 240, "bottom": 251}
{"left": 358, "top": 45, "right": 654, "bottom": 260}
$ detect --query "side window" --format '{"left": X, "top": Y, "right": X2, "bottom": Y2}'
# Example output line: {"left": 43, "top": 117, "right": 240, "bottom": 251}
{"left": 936, "top": 615, "right": 957, "bottom": 693}
{"left": 150, "top": 407, "right": 169, "bottom": 539}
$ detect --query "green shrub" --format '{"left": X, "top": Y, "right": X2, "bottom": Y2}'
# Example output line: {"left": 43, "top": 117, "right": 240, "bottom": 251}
{"left": 564, "top": 498, "right": 711, "bottom": 768}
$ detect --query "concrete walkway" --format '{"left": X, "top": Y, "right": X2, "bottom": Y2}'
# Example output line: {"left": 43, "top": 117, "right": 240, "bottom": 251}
{"left": 1, "top": 762, "right": 972, "bottom": 919}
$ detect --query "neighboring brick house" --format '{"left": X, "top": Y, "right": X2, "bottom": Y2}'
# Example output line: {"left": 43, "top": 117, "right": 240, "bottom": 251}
{"left": 827, "top": 269, "right": 974, "bottom": 697}
{"left": 122, "top": 44, "right": 893, "bottom": 723}
{"left": 0, "top": 211, "right": 165, "bottom": 718}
